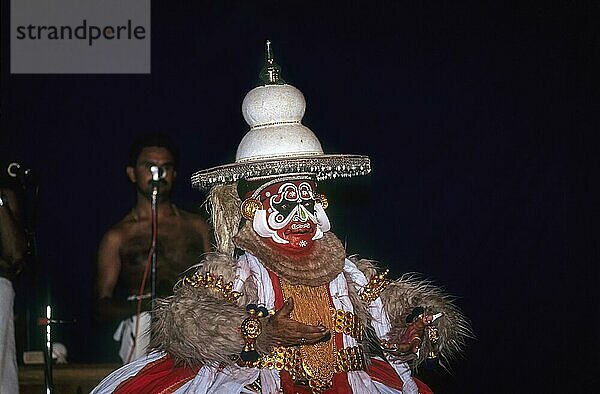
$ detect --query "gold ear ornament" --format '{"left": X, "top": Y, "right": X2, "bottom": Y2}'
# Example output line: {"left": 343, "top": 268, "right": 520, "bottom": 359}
{"left": 241, "top": 198, "right": 263, "bottom": 220}
{"left": 315, "top": 194, "right": 329, "bottom": 210}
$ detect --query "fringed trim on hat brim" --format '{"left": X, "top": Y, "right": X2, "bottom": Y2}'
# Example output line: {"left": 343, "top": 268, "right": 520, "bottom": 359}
{"left": 192, "top": 154, "right": 371, "bottom": 190}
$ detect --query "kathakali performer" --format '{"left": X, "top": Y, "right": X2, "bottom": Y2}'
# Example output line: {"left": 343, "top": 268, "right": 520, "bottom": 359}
{"left": 92, "top": 42, "right": 471, "bottom": 394}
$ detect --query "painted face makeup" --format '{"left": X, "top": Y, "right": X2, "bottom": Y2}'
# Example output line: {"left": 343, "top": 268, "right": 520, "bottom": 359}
{"left": 252, "top": 179, "right": 330, "bottom": 252}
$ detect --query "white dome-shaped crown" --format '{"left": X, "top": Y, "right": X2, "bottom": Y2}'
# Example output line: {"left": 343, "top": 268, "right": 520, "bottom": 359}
{"left": 191, "top": 41, "right": 370, "bottom": 190}
{"left": 236, "top": 84, "right": 323, "bottom": 162}
{"left": 242, "top": 84, "right": 305, "bottom": 127}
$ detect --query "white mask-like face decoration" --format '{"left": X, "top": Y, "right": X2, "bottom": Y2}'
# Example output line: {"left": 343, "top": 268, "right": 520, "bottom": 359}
{"left": 252, "top": 179, "right": 330, "bottom": 252}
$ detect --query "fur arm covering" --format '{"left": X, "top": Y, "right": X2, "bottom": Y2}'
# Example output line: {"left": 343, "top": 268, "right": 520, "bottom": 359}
{"left": 150, "top": 253, "right": 260, "bottom": 367}
{"left": 350, "top": 257, "right": 472, "bottom": 368}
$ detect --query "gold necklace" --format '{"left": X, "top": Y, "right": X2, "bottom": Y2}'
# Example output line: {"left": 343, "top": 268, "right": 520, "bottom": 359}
{"left": 280, "top": 281, "right": 336, "bottom": 392}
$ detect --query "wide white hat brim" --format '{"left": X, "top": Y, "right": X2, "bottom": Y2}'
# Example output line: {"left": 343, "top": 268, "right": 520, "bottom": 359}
{"left": 191, "top": 154, "right": 370, "bottom": 190}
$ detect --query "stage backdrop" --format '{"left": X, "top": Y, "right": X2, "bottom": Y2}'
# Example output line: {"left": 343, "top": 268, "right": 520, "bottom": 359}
{"left": 1, "top": 2, "right": 596, "bottom": 393}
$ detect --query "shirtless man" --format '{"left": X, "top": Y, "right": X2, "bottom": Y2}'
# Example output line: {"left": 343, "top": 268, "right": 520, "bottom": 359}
{"left": 95, "top": 134, "right": 211, "bottom": 363}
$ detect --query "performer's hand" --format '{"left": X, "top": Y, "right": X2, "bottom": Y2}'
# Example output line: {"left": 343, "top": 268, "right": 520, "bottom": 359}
{"left": 265, "top": 298, "right": 330, "bottom": 347}
{"left": 395, "top": 313, "right": 438, "bottom": 354}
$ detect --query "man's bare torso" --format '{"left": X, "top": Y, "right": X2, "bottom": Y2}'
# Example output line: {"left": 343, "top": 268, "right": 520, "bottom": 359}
{"left": 113, "top": 206, "right": 209, "bottom": 297}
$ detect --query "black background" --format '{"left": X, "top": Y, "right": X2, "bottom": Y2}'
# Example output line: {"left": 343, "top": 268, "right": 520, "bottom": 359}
{"left": 1, "top": 2, "right": 598, "bottom": 392}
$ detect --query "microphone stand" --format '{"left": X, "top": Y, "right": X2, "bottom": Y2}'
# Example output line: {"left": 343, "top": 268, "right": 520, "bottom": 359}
{"left": 150, "top": 179, "right": 160, "bottom": 312}
{"left": 126, "top": 173, "right": 161, "bottom": 364}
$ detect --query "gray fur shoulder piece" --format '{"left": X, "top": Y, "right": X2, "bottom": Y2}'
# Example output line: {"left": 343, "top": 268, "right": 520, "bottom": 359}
{"left": 150, "top": 253, "right": 258, "bottom": 367}
{"left": 351, "top": 257, "right": 473, "bottom": 369}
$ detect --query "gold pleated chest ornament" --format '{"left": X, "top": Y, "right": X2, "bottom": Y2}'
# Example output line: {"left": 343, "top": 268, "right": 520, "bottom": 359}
{"left": 280, "top": 281, "right": 336, "bottom": 393}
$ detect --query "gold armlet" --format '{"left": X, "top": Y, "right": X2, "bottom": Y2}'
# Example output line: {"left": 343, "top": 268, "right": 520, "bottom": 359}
{"left": 331, "top": 309, "right": 363, "bottom": 341}
{"left": 183, "top": 271, "right": 243, "bottom": 303}
{"left": 359, "top": 269, "right": 391, "bottom": 304}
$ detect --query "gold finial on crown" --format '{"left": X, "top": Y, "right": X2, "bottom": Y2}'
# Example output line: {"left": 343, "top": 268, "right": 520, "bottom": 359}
{"left": 259, "top": 40, "right": 286, "bottom": 85}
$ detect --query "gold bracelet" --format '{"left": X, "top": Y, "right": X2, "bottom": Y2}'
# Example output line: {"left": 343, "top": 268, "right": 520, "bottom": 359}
{"left": 240, "top": 304, "right": 273, "bottom": 363}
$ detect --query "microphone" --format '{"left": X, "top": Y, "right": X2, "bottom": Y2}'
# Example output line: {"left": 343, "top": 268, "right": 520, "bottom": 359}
{"left": 7, "top": 162, "right": 33, "bottom": 178}
{"left": 149, "top": 165, "right": 166, "bottom": 183}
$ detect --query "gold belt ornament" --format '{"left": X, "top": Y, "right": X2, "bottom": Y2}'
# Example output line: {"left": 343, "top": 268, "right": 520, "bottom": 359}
{"left": 259, "top": 346, "right": 366, "bottom": 390}
{"left": 333, "top": 346, "right": 366, "bottom": 374}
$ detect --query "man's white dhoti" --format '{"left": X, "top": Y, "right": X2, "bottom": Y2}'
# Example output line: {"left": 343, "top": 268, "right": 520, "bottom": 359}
{"left": 0, "top": 277, "right": 18, "bottom": 394}
{"left": 113, "top": 311, "right": 151, "bottom": 364}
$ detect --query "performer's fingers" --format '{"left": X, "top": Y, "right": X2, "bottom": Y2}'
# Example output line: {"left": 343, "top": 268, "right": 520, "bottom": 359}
{"left": 296, "top": 322, "right": 328, "bottom": 333}
{"left": 409, "top": 337, "right": 422, "bottom": 354}
{"left": 299, "top": 328, "right": 330, "bottom": 340}
{"left": 295, "top": 330, "right": 331, "bottom": 345}
{"left": 280, "top": 298, "right": 294, "bottom": 317}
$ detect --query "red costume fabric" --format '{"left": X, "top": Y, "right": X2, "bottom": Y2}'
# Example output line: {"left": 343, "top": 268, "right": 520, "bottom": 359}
{"left": 114, "top": 355, "right": 200, "bottom": 394}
